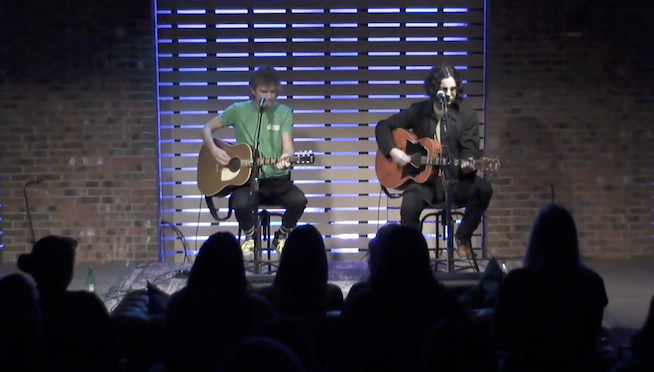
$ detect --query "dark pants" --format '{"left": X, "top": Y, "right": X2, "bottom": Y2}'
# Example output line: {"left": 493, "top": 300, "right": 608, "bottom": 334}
{"left": 400, "top": 174, "right": 493, "bottom": 242}
{"left": 230, "top": 175, "right": 307, "bottom": 234}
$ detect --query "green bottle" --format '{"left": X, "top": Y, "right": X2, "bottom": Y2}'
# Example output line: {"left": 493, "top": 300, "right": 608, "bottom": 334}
{"left": 87, "top": 266, "right": 96, "bottom": 293}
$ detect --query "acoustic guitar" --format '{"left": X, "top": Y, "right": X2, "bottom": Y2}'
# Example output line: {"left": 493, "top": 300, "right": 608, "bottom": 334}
{"left": 375, "top": 128, "right": 501, "bottom": 190}
{"left": 197, "top": 138, "right": 315, "bottom": 197}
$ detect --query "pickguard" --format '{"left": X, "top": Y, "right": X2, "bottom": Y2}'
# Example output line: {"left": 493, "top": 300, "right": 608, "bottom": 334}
{"left": 219, "top": 167, "right": 240, "bottom": 182}
{"left": 402, "top": 140, "right": 428, "bottom": 178}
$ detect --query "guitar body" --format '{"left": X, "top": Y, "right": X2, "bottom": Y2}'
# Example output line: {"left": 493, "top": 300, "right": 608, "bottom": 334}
{"left": 375, "top": 128, "right": 443, "bottom": 190}
{"left": 197, "top": 139, "right": 315, "bottom": 197}
{"left": 197, "top": 139, "right": 254, "bottom": 197}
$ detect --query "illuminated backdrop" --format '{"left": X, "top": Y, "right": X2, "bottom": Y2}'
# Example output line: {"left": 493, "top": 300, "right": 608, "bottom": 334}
{"left": 155, "top": 0, "right": 486, "bottom": 261}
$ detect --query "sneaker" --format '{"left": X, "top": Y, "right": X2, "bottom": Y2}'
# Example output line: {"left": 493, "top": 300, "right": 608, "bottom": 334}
{"left": 241, "top": 238, "right": 254, "bottom": 261}
{"left": 272, "top": 231, "right": 287, "bottom": 253}
{"left": 455, "top": 238, "right": 475, "bottom": 260}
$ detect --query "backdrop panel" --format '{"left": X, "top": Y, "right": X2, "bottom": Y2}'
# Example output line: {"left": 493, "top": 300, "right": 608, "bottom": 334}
{"left": 155, "top": 0, "right": 486, "bottom": 262}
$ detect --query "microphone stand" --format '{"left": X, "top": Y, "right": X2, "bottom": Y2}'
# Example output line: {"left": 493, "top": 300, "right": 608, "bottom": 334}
{"left": 23, "top": 179, "right": 44, "bottom": 244}
{"left": 438, "top": 98, "right": 457, "bottom": 273}
{"left": 248, "top": 100, "right": 265, "bottom": 275}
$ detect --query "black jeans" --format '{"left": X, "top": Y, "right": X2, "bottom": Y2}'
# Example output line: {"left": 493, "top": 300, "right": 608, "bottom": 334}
{"left": 230, "top": 175, "right": 308, "bottom": 234}
{"left": 399, "top": 174, "right": 493, "bottom": 242}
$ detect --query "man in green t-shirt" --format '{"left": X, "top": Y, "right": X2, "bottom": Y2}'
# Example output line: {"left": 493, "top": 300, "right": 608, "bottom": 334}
{"left": 201, "top": 66, "right": 307, "bottom": 260}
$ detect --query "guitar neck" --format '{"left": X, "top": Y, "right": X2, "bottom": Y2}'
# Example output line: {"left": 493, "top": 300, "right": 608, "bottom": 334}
{"left": 421, "top": 157, "right": 461, "bottom": 167}
{"left": 240, "top": 156, "right": 297, "bottom": 168}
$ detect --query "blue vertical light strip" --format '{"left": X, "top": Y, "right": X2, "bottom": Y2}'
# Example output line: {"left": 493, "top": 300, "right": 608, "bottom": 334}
{"left": 153, "top": 0, "right": 165, "bottom": 262}
{"left": 0, "top": 162, "right": 2, "bottom": 252}
{"left": 481, "top": 0, "right": 489, "bottom": 259}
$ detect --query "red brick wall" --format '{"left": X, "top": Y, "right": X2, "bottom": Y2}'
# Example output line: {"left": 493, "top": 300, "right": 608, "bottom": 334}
{"left": 1, "top": 0, "right": 652, "bottom": 263}
{"left": 485, "top": 0, "right": 654, "bottom": 258}
{"left": 0, "top": 1, "right": 160, "bottom": 263}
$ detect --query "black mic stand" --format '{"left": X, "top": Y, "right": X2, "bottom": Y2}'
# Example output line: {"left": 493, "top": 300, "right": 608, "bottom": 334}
{"left": 248, "top": 100, "right": 265, "bottom": 274}
{"left": 437, "top": 98, "right": 457, "bottom": 273}
{"left": 23, "top": 179, "right": 44, "bottom": 244}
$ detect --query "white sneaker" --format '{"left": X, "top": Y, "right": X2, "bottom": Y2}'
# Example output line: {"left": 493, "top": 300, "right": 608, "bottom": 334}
{"left": 241, "top": 238, "right": 254, "bottom": 261}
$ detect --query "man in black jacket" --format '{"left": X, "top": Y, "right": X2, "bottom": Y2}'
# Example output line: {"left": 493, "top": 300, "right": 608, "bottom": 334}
{"left": 374, "top": 64, "right": 493, "bottom": 259}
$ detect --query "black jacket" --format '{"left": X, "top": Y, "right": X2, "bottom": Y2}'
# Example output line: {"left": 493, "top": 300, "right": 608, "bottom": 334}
{"left": 375, "top": 98, "right": 481, "bottom": 179}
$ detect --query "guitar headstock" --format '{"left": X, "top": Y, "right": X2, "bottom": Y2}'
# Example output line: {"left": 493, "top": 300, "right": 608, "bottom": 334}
{"left": 475, "top": 156, "right": 501, "bottom": 175}
{"left": 292, "top": 150, "right": 315, "bottom": 167}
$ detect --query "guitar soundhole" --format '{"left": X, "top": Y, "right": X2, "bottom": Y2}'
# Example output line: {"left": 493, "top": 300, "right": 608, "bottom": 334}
{"left": 227, "top": 158, "right": 240, "bottom": 172}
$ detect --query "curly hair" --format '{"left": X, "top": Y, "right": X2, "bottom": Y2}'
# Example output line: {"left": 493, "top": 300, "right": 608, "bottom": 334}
{"left": 423, "top": 63, "right": 464, "bottom": 100}
{"left": 249, "top": 65, "right": 281, "bottom": 91}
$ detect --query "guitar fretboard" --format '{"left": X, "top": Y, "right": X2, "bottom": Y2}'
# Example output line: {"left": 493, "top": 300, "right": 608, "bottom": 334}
{"left": 421, "top": 157, "right": 462, "bottom": 167}
{"left": 240, "top": 157, "right": 300, "bottom": 167}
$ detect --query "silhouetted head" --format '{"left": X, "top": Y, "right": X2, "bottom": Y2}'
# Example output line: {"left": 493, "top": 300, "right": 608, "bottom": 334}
{"left": 17, "top": 235, "right": 77, "bottom": 292}
{"left": 0, "top": 274, "right": 42, "bottom": 366}
{"left": 424, "top": 63, "right": 464, "bottom": 106}
{"left": 631, "top": 294, "right": 654, "bottom": 357}
{"left": 371, "top": 225, "right": 434, "bottom": 293}
{"left": 368, "top": 223, "right": 401, "bottom": 276}
{"left": 218, "top": 337, "right": 305, "bottom": 372}
{"left": 524, "top": 204, "right": 581, "bottom": 271}
{"left": 643, "top": 294, "right": 654, "bottom": 334}
{"left": 187, "top": 231, "right": 247, "bottom": 302}
{"left": 274, "top": 224, "right": 328, "bottom": 295}
{"left": 0, "top": 273, "right": 41, "bottom": 326}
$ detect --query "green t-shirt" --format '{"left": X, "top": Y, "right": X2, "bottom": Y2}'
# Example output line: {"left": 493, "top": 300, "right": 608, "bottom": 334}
{"left": 219, "top": 100, "right": 293, "bottom": 179}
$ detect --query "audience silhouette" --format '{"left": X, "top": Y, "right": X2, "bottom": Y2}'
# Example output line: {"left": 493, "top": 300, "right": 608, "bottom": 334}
{"left": 2, "top": 204, "right": 645, "bottom": 372}
{"left": 18, "top": 235, "right": 117, "bottom": 372}
{"left": 493, "top": 204, "right": 609, "bottom": 372}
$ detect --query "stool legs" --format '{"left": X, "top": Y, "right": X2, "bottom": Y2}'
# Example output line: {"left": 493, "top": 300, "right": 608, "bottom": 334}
{"left": 260, "top": 211, "right": 273, "bottom": 273}
{"left": 236, "top": 210, "right": 279, "bottom": 274}
{"left": 420, "top": 210, "right": 480, "bottom": 273}
{"left": 443, "top": 212, "right": 480, "bottom": 273}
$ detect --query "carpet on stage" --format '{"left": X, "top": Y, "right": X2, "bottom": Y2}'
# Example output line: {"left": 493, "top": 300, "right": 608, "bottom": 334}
{"left": 103, "top": 261, "right": 371, "bottom": 312}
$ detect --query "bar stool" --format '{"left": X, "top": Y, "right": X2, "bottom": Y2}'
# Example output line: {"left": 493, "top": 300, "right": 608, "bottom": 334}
{"left": 380, "top": 186, "right": 480, "bottom": 273}
{"left": 237, "top": 205, "right": 285, "bottom": 273}
{"left": 203, "top": 194, "right": 283, "bottom": 272}
{"left": 419, "top": 206, "right": 480, "bottom": 272}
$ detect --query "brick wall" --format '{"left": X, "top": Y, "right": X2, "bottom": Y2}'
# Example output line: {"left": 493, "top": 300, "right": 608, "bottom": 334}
{"left": 1, "top": 0, "right": 651, "bottom": 263}
{"left": 0, "top": 0, "right": 160, "bottom": 263}
{"left": 485, "top": 0, "right": 654, "bottom": 258}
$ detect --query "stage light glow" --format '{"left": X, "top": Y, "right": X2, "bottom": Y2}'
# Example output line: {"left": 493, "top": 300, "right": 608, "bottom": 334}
{"left": 154, "top": 1, "right": 486, "bottom": 261}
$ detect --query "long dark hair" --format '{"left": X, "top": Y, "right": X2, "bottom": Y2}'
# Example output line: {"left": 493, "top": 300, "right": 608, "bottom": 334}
{"left": 631, "top": 294, "right": 654, "bottom": 356}
{"left": 423, "top": 63, "right": 464, "bottom": 103}
{"left": 273, "top": 224, "right": 328, "bottom": 295}
{"left": 523, "top": 204, "right": 581, "bottom": 271}
{"left": 370, "top": 225, "right": 435, "bottom": 295}
{"left": 187, "top": 232, "right": 248, "bottom": 305}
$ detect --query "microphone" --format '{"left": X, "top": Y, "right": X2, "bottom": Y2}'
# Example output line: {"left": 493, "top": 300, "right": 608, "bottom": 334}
{"left": 258, "top": 97, "right": 266, "bottom": 110}
{"left": 436, "top": 90, "right": 448, "bottom": 104}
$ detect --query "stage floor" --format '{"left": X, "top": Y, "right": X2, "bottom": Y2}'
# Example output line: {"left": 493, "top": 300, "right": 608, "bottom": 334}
{"left": 1, "top": 258, "right": 652, "bottom": 348}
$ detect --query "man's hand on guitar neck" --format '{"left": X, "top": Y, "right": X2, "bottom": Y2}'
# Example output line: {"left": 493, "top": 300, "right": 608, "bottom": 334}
{"left": 211, "top": 147, "right": 231, "bottom": 166}
{"left": 389, "top": 148, "right": 411, "bottom": 166}
{"left": 460, "top": 157, "right": 477, "bottom": 173}
{"left": 276, "top": 153, "right": 292, "bottom": 170}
